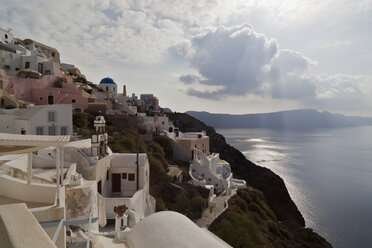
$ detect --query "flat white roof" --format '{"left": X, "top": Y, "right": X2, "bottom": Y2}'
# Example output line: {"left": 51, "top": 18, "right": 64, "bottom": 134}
{"left": 0, "top": 133, "right": 70, "bottom": 145}
{"left": 0, "top": 133, "right": 70, "bottom": 155}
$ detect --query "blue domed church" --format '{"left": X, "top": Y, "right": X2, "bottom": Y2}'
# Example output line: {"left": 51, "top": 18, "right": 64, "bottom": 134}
{"left": 99, "top": 77, "right": 117, "bottom": 97}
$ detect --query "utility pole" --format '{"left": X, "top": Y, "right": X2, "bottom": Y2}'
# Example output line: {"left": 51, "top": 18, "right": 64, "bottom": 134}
{"left": 136, "top": 129, "right": 139, "bottom": 190}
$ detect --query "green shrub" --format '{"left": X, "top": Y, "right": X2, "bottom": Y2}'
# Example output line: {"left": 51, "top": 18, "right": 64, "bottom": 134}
{"left": 191, "top": 196, "right": 205, "bottom": 213}
{"left": 156, "top": 198, "right": 166, "bottom": 212}
{"left": 153, "top": 136, "right": 173, "bottom": 160}
{"left": 235, "top": 197, "right": 248, "bottom": 212}
{"left": 73, "top": 112, "right": 88, "bottom": 129}
{"left": 81, "top": 128, "right": 91, "bottom": 137}
{"left": 119, "top": 137, "right": 135, "bottom": 151}
{"left": 174, "top": 190, "right": 189, "bottom": 213}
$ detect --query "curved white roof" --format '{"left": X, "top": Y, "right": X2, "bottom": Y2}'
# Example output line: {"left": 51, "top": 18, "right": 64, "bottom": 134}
{"left": 126, "top": 211, "right": 231, "bottom": 248}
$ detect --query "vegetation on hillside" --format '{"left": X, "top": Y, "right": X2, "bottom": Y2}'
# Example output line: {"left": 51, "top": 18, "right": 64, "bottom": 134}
{"left": 168, "top": 112, "right": 305, "bottom": 226}
{"left": 210, "top": 188, "right": 332, "bottom": 248}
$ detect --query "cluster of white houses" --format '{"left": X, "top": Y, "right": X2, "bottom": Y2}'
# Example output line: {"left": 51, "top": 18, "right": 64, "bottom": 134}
{"left": 0, "top": 115, "right": 156, "bottom": 247}
{"left": 0, "top": 27, "right": 245, "bottom": 248}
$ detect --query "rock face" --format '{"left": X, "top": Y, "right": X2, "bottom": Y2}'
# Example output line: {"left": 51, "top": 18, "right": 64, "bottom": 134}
{"left": 169, "top": 113, "right": 304, "bottom": 225}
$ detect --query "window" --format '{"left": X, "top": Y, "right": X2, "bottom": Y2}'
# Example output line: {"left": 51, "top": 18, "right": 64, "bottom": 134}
{"left": 48, "top": 126, "right": 56, "bottom": 135}
{"left": 48, "top": 111, "right": 55, "bottom": 122}
{"left": 122, "top": 173, "right": 127, "bottom": 179}
{"left": 15, "top": 67, "right": 20, "bottom": 71}
{"left": 38, "top": 63, "right": 43, "bottom": 73}
{"left": 128, "top": 173, "right": 135, "bottom": 181}
{"left": 106, "top": 86, "right": 109, "bottom": 91}
{"left": 36, "top": 127, "right": 43, "bottom": 135}
{"left": 74, "top": 108, "right": 81, "bottom": 113}
{"left": 162, "top": 121, "right": 165, "bottom": 125}
{"left": 39, "top": 96, "right": 43, "bottom": 101}
{"left": 72, "top": 99, "right": 76, "bottom": 103}
{"left": 45, "top": 70, "right": 51, "bottom": 75}
{"left": 25, "top": 61, "right": 30, "bottom": 68}
{"left": 61, "top": 127, "right": 67, "bottom": 135}
{"left": 113, "top": 87, "right": 115, "bottom": 91}
{"left": 4, "top": 65, "right": 10, "bottom": 70}
{"left": 5, "top": 34, "right": 8, "bottom": 39}
{"left": 52, "top": 52, "right": 55, "bottom": 57}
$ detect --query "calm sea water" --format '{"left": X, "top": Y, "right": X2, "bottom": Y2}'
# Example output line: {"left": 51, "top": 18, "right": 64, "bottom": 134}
{"left": 218, "top": 126, "right": 372, "bottom": 248}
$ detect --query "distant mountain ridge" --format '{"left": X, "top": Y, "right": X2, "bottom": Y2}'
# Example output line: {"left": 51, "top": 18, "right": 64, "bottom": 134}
{"left": 186, "top": 109, "right": 372, "bottom": 129}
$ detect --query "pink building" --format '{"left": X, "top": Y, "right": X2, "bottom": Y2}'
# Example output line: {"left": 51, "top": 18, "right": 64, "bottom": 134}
{"left": 31, "top": 87, "right": 90, "bottom": 112}
{"left": 1, "top": 70, "right": 91, "bottom": 112}
{"left": 1, "top": 69, "right": 56, "bottom": 102}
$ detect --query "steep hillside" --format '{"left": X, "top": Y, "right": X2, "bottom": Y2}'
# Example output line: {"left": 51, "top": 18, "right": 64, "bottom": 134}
{"left": 209, "top": 188, "right": 332, "bottom": 248}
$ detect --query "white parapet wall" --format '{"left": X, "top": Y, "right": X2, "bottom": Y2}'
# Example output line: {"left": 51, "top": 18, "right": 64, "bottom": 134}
{"left": 104, "top": 189, "right": 156, "bottom": 226}
{"left": 0, "top": 174, "right": 57, "bottom": 204}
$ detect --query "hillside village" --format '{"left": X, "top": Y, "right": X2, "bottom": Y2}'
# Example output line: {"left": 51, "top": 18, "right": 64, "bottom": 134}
{"left": 0, "top": 27, "right": 250, "bottom": 248}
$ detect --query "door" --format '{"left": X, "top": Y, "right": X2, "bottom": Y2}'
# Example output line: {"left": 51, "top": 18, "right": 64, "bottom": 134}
{"left": 48, "top": 95, "right": 54, "bottom": 104}
{"left": 112, "top": 173, "right": 121, "bottom": 193}
{"left": 97, "top": 180, "right": 102, "bottom": 194}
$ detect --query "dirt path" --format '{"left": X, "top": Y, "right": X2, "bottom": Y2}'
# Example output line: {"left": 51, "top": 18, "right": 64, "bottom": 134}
{"left": 196, "top": 189, "right": 236, "bottom": 228}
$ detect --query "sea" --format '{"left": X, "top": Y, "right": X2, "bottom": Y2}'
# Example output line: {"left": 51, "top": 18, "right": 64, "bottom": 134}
{"left": 218, "top": 126, "right": 372, "bottom": 248}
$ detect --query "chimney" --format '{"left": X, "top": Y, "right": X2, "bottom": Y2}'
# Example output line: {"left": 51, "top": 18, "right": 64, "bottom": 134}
{"left": 123, "top": 85, "right": 126, "bottom": 97}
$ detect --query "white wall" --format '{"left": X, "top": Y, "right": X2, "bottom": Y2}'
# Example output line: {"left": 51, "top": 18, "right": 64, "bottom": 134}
{"left": 99, "top": 83, "right": 117, "bottom": 97}
{"left": 30, "top": 104, "right": 73, "bottom": 136}
{"left": 109, "top": 153, "right": 150, "bottom": 196}
{"left": 43, "top": 61, "right": 61, "bottom": 76}
{"left": 189, "top": 150, "right": 227, "bottom": 193}
{"left": 0, "top": 28, "right": 14, "bottom": 44}
{"left": 105, "top": 189, "right": 155, "bottom": 221}
{"left": 21, "top": 54, "right": 48, "bottom": 73}
{"left": 0, "top": 105, "right": 73, "bottom": 135}
{"left": 0, "top": 113, "right": 18, "bottom": 133}
{"left": 170, "top": 139, "right": 192, "bottom": 161}
{"left": 155, "top": 115, "right": 174, "bottom": 132}
{"left": 0, "top": 50, "right": 22, "bottom": 76}
{"left": 0, "top": 174, "right": 57, "bottom": 204}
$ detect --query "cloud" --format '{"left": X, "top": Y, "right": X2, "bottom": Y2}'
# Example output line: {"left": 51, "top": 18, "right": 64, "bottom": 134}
{"left": 178, "top": 24, "right": 318, "bottom": 99}
{"left": 178, "top": 23, "right": 372, "bottom": 112}
{"left": 1, "top": 0, "right": 371, "bottom": 114}
{"left": 0, "top": 0, "right": 247, "bottom": 65}
{"left": 314, "top": 74, "right": 372, "bottom": 111}
{"left": 178, "top": 24, "right": 278, "bottom": 98}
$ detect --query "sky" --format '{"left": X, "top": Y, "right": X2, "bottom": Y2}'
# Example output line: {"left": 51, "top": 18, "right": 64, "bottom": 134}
{"left": 1, "top": 0, "right": 371, "bottom": 116}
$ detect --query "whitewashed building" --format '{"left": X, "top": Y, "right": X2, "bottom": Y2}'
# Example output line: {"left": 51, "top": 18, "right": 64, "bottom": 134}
{"left": 56, "top": 116, "right": 155, "bottom": 225}
{"left": 0, "top": 104, "right": 72, "bottom": 136}
{"left": 0, "top": 133, "right": 71, "bottom": 248}
{"left": 189, "top": 149, "right": 246, "bottom": 195}
{"left": 0, "top": 29, "right": 62, "bottom": 77}
{"left": 164, "top": 129, "right": 210, "bottom": 161}
{"left": 99, "top": 77, "right": 117, "bottom": 97}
